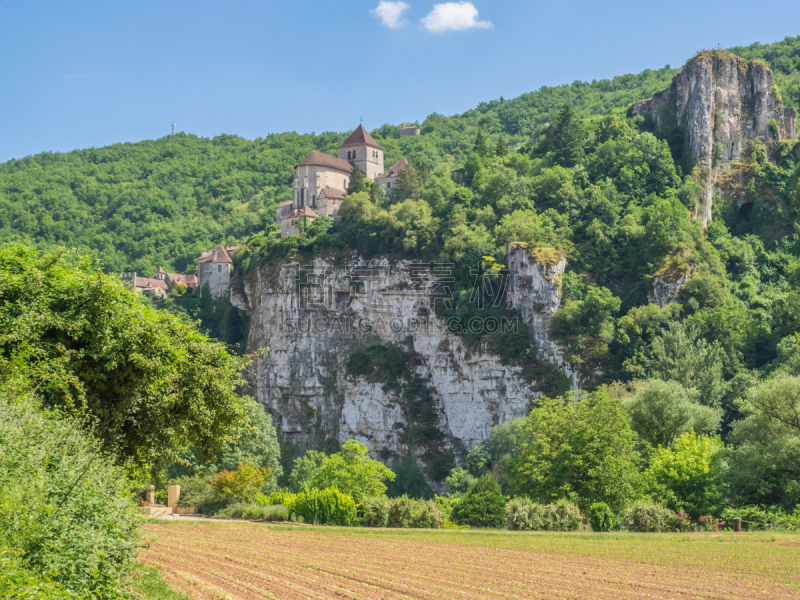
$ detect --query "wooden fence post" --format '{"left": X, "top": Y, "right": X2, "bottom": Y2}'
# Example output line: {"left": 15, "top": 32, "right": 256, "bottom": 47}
{"left": 733, "top": 517, "right": 742, "bottom": 532}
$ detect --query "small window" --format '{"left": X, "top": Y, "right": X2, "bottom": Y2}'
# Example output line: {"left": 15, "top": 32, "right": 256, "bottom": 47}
{"left": 218, "top": 265, "right": 222, "bottom": 272}
{"left": 387, "top": 182, "right": 391, "bottom": 189}
{"left": 219, "top": 278, "right": 223, "bottom": 284}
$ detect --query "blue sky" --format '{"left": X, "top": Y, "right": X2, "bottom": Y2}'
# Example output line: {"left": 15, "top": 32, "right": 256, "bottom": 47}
{"left": 0, "top": 0, "right": 798, "bottom": 163}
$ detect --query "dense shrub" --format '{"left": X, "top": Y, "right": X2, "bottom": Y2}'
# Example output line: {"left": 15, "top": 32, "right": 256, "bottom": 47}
{"left": 505, "top": 498, "right": 584, "bottom": 531}
{"left": 622, "top": 504, "right": 697, "bottom": 532}
{"left": 362, "top": 496, "right": 391, "bottom": 527}
{"left": 0, "top": 549, "right": 76, "bottom": 599}
{"left": 451, "top": 474, "right": 507, "bottom": 528}
{"left": 362, "top": 496, "right": 444, "bottom": 528}
{"left": 173, "top": 475, "right": 228, "bottom": 515}
{"left": 292, "top": 487, "right": 357, "bottom": 526}
{"left": 0, "top": 391, "right": 139, "bottom": 598}
{"left": 217, "top": 503, "right": 290, "bottom": 522}
{"left": 720, "top": 506, "right": 800, "bottom": 531}
{"left": 259, "top": 490, "right": 299, "bottom": 511}
{"left": 588, "top": 502, "right": 615, "bottom": 532}
{"left": 211, "top": 461, "right": 271, "bottom": 504}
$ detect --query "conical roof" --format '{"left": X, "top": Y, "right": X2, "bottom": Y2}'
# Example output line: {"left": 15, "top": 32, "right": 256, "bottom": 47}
{"left": 339, "top": 125, "right": 383, "bottom": 150}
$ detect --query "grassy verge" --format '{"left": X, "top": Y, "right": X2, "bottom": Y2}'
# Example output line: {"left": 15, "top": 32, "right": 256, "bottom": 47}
{"left": 127, "top": 562, "right": 191, "bottom": 600}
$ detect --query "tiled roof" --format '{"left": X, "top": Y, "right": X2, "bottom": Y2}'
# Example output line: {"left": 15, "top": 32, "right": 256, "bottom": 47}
{"left": 281, "top": 206, "right": 320, "bottom": 220}
{"left": 339, "top": 125, "right": 384, "bottom": 151}
{"left": 297, "top": 151, "right": 353, "bottom": 173}
{"left": 167, "top": 273, "right": 198, "bottom": 287}
{"left": 156, "top": 266, "right": 166, "bottom": 274}
{"left": 134, "top": 277, "right": 168, "bottom": 291}
{"left": 378, "top": 158, "right": 408, "bottom": 179}
{"left": 278, "top": 200, "right": 293, "bottom": 207}
{"left": 319, "top": 187, "right": 346, "bottom": 200}
{"left": 198, "top": 245, "right": 233, "bottom": 264}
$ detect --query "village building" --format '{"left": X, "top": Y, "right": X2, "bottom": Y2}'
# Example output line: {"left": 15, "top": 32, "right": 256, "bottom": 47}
{"left": 197, "top": 245, "right": 239, "bottom": 297}
{"left": 377, "top": 158, "right": 408, "bottom": 194}
{"left": 278, "top": 125, "right": 391, "bottom": 238}
{"left": 398, "top": 122, "right": 421, "bottom": 137}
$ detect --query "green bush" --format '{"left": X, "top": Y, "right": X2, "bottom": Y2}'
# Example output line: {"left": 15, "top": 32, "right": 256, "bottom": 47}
{"left": 172, "top": 475, "right": 228, "bottom": 515}
{"left": 216, "top": 503, "right": 289, "bottom": 522}
{"left": 0, "top": 549, "right": 76, "bottom": 599}
{"left": 362, "top": 496, "right": 391, "bottom": 527}
{"left": 588, "top": 502, "right": 614, "bottom": 532}
{"left": 622, "top": 504, "right": 696, "bottom": 532}
{"left": 292, "top": 487, "right": 357, "bottom": 526}
{"left": 720, "top": 506, "right": 800, "bottom": 531}
{"left": 451, "top": 474, "right": 506, "bottom": 528}
{"left": 0, "top": 392, "right": 139, "bottom": 598}
{"left": 362, "top": 495, "right": 445, "bottom": 528}
{"left": 505, "top": 498, "right": 584, "bottom": 531}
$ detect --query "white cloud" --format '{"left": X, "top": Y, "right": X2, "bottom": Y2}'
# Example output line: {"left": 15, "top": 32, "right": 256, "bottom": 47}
{"left": 420, "top": 2, "right": 493, "bottom": 33}
{"left": 371, "top": 1, "right": 411, "bottom": 29}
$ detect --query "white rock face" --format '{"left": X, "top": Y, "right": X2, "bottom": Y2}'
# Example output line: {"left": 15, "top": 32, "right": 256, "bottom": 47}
{"left": 648, "top": 272, "right": 692, "bottom": 308}
{"left": 632, "top": 52, "right": 797, "bottom": 227}
{"left": 232, "top": 246, "right": 573, "bottom": 464}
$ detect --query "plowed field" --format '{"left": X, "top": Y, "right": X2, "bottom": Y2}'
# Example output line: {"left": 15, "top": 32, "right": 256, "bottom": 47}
{"left": 141, "top": 523, "right": 800, "bottom": 599}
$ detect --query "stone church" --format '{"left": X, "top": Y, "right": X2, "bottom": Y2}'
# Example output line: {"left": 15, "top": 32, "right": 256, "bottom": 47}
{"left": 277, "top": 125, "right": 407, "bottom": 237}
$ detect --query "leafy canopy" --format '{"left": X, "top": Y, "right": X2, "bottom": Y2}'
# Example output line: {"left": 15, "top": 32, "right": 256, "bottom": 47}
{"left": 0, "top": 244, "right": 252, "bottom": 473}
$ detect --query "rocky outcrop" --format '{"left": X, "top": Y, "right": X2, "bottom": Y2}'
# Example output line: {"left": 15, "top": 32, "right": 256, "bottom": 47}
{"left": 632, "top": 51, "right": 797, "bottom": 227}
{"left": 232, "top": 245, "right": 575, "bottom": 467}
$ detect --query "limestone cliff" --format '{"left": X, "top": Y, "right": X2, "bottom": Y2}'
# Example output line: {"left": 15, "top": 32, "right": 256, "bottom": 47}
{"left": 232, "top": 245, "right": 575, "bottom": 473}
{"left": 632, "top": 50, "right": 797, "bottom": 227}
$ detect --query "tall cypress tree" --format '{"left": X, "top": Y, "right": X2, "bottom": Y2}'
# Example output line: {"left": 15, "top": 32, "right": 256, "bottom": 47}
{"left": 346, "top": 164, "right": 366, "bottom": 195}
{"left": 550, "top": 104, "right": 585, "bottom": 168}
{"left": 473, "top": 130, "right": 489, "bottom": 157}
{"left": 495, "top": 136, "right": 508, "bottom": 157}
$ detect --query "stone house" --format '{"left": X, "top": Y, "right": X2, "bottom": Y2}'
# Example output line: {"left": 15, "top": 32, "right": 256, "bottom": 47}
{"left": 197, "top": 245, "right": 239, "bottom": 297}
{"left": 399, "top": 122, "right": 421, "bottom": 137}
{"left": 377, "top": 158, "right": 408, "bottom": 194}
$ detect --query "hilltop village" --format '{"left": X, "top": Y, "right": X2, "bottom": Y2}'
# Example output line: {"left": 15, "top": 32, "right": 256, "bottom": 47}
{"left": 121, "top": 244, "right": 239, "bottom": 298}
{"left": 276, "top": 124, "right": 416, "bottom": 237}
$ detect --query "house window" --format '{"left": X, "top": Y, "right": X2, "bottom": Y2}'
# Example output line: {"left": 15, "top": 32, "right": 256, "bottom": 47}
{"left": 219, "top": 278, "right": 223, "bottom": 283}
{"left": 218, "top": 265, "right": 222, "bottom": 272}
{"left": 300, "top": 188, "right": 305, "bottom": 207}
{"left": 387, "top": 182, "right": 391, "bottom": 189}
{"left": 312, "top": 194, "right": 316, "bottom": 207}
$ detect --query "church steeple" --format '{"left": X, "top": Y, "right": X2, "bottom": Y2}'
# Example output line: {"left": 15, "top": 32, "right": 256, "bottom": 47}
{"left": 337, "top": 125, "right": 384, "bottom": 179}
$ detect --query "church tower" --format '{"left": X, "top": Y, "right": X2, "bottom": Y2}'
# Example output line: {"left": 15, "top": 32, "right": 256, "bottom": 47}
{"left": 337, "top": 125, "right": 384, "bottom": 179}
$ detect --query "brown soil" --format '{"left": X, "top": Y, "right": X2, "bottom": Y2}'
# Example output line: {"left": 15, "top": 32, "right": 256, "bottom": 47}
{"left": 141, "top": 524, "right": 796, "bottom": 600}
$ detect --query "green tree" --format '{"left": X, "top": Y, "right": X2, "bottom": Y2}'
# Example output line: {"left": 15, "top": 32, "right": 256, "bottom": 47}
{"left": 0, "top": 245, "right": 252, "bottom": 474}
{"left": 451, "top": 474, "right": 506, "bottom": 527}
{"left": 473, "top": 129, "right": 489, "bottom": 157}
{"left": 623, "top": 380, "right": 722, "bottom": 448}
{"left": 495, "top": 136, "right": 508, "bottom": 157}
{"left": 444, "top": 467, "right": 477, "bottom": 496}
{"left": 288, "top": 450, "right": 328, "bottom": 493}
{"left": 646, "top": 431, "right": 728, "bottom": 518}
{"left": 550, "top": 104, "right": 585, "bottom": 168}
{"left": 347, "top": 164, "right": 366, "bottom": 195}
{"left": 310, "top": 440, "right": 396, "bottom": 502}
{"left": 217, "top": 397, "right": 283, "bottom": 480}
{"left": 729, "top": 375, "right": 800, "bottom": 508}
{"left": 507, "top": 390, "right": 643, "bottom": 512}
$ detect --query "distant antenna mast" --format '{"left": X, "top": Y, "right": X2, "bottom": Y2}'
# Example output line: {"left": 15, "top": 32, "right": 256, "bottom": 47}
{"left": 171, "top": 121, "right": 176, "bottom": 135}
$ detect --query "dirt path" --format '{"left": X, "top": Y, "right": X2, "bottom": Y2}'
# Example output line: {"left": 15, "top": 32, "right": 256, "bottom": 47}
{"left": 141, "top": 524, "right": 796, "bottom": 600}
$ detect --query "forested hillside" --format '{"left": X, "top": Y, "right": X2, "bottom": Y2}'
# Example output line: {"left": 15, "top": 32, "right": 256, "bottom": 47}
{"left": 0, "top": 61, "right": 679, "bottom": 274}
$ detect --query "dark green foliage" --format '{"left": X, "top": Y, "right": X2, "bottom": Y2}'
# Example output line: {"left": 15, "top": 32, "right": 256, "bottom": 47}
{"left": 216, "top": 503, "right": 289, "bottom": 521}
{"left": 495, "top": 136, "right": 508, "bottom": 157}
{"left": 386, "top": 454, "right": 432, "bottom": 499}
{"left": 588, "top": 502, "right": 614, "bottom": 532}
{"left": 505, "top": 498, "right": 584, "bottom": 531}
{"left": 473, "top": 130, "right": 489, "bottom": 157}
{"left": 0, "top": 245, "right": 252, "bottom": 474}
{"left": 451, "top": 474, "right": 507, "bottom": 528}
{"left": 171, "top": 475, "right": 228, "bottom": 515}
{"left": 346, "top": 164, "right": 366, "bottom": 195}
{"left": 508, "top": 391, "right": 644, "bottom": 512}
{"left": 0, "top": 390, "right": 138, "bottom": 598}
{"left": 549, "top": 104, "right": 585, "bottom": 168}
